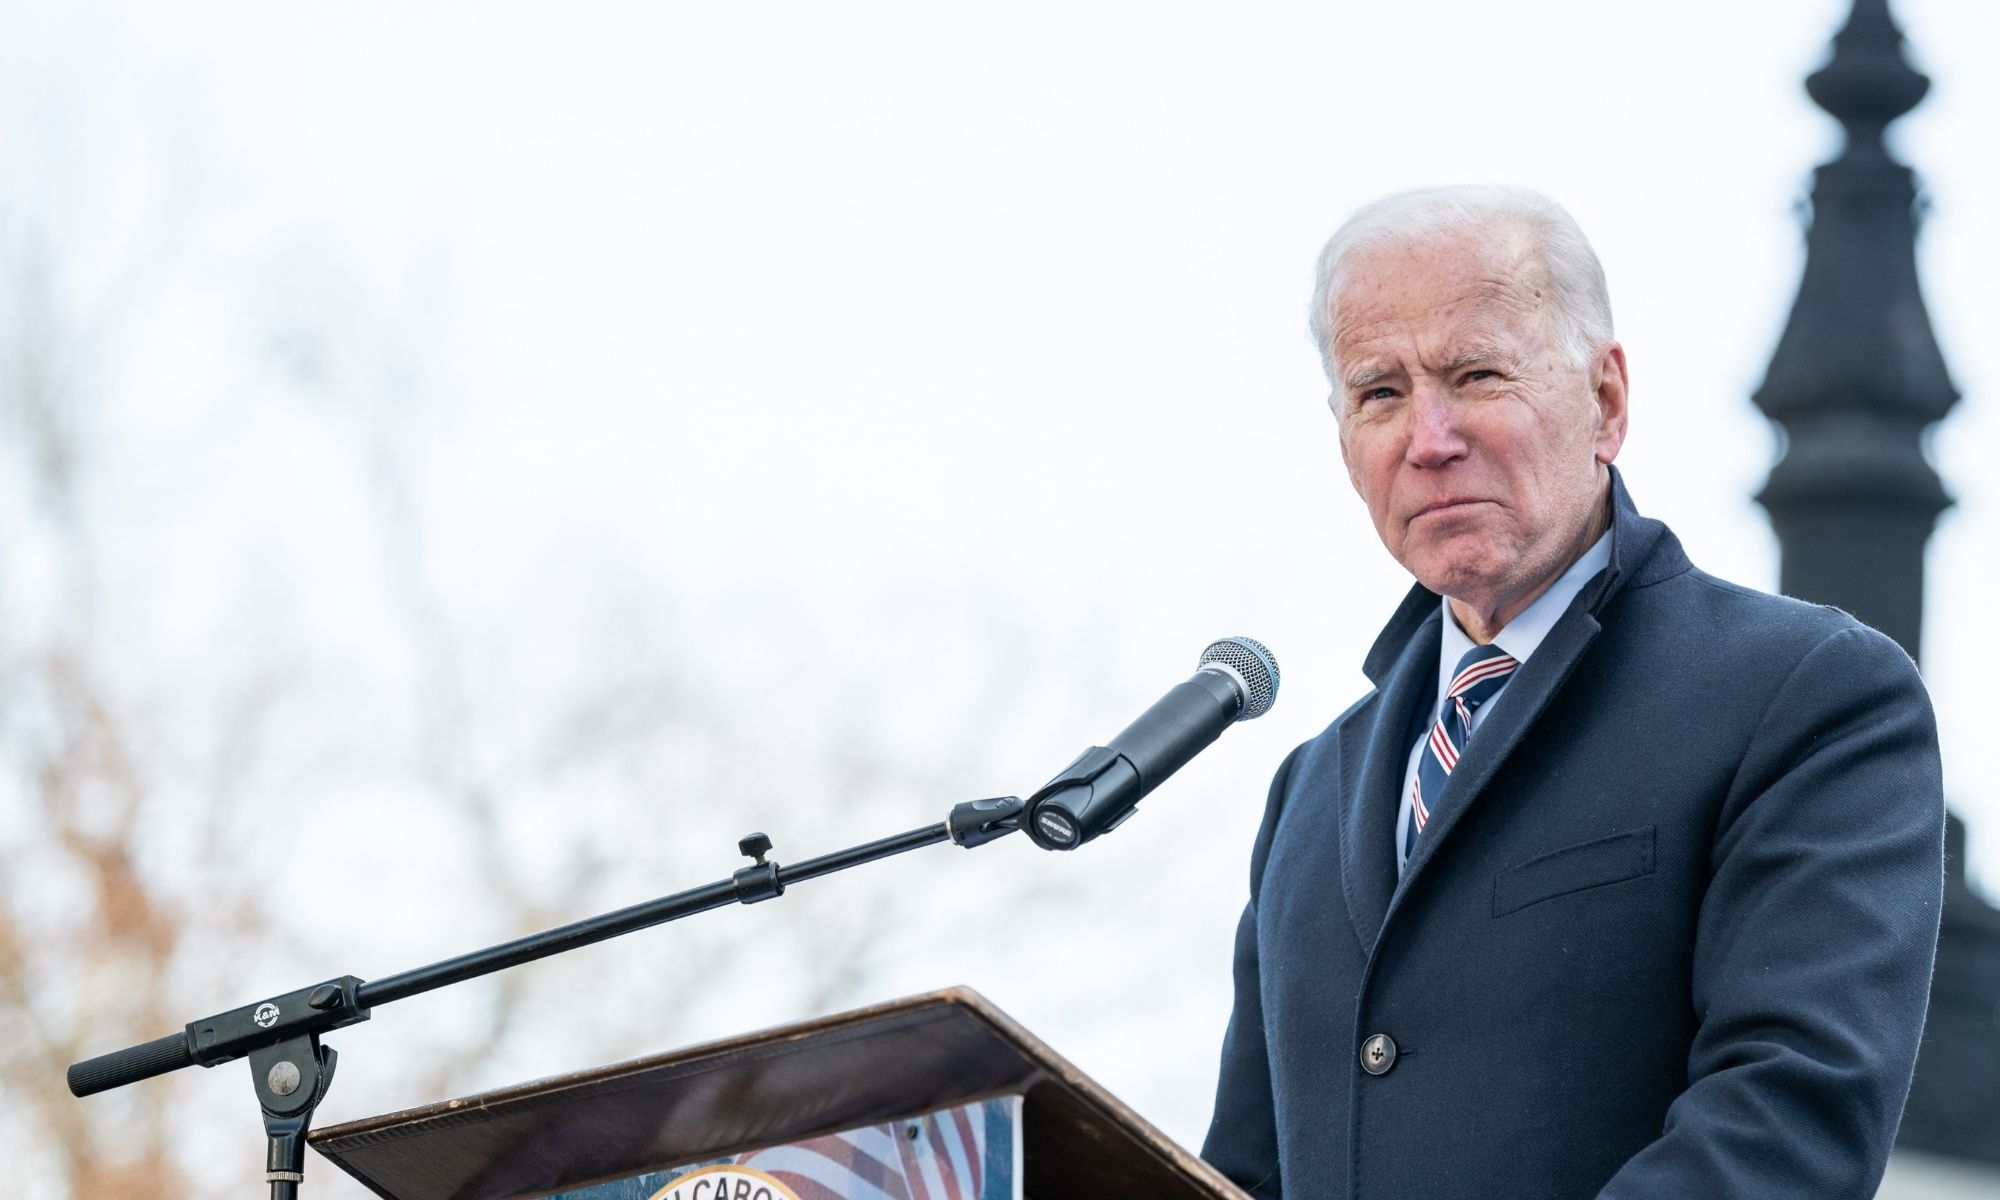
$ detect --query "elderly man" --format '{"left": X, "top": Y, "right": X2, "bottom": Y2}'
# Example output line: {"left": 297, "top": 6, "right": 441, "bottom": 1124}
{"left": 1202, "top": 187, "right": 1943, "bottom": 1199}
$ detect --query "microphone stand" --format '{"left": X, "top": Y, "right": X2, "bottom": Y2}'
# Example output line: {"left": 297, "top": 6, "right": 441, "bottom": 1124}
{"left": 64, "top": 796, "right": 1027, "bottom": 1200}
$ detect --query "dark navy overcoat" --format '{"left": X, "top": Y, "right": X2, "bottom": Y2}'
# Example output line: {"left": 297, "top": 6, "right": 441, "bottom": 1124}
{"left": 1203, "top": 474, "right": 1944, "bottom": 1198}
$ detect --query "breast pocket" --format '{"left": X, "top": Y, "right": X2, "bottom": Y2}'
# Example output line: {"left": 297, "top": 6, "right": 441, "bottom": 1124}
{"left": 1492, "top": 825, "right": 1657, "bottom": 918}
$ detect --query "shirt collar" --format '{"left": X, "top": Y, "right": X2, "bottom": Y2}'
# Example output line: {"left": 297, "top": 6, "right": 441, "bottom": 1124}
{"left": 1437, "top": 529, "right": 1613, "bottom": 687}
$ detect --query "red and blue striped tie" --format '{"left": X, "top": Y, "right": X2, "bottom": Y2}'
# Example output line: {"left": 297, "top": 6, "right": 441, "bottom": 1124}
{"left": 1406, "top": 644, "right": 1519, "bottom": 862}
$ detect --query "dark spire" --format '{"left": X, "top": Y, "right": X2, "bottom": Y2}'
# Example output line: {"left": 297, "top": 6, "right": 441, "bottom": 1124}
{"left": 1756, "top": 1, "right": 2000, "bottom": 1168}
{"left": 1753, "top": 0, "right": 1957, "bottom": 663}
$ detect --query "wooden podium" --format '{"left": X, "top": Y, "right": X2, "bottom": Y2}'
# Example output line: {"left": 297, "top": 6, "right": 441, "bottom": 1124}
{"left": 309, "top": 987, "right": 1248, "bottom": 1200}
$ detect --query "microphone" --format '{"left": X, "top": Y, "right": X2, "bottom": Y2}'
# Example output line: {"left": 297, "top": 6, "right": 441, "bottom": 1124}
{"left": 1023, "top": 637, "right": 1279, "bottom": 850}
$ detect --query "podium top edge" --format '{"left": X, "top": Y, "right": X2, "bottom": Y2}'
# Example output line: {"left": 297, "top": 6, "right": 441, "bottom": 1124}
{"left": 310, "top": 986, "right": 1246, "bottom": 1200}
{"left": 308, "top": 988, "right": 1044, "bottom": 1200}
{"left": 313, "top": 986, "right": 1021, "bottom": 1150}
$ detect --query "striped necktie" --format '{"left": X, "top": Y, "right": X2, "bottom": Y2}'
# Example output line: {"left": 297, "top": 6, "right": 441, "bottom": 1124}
{"left": 1405, "top": 644, "right": 1520, "bottom": 863}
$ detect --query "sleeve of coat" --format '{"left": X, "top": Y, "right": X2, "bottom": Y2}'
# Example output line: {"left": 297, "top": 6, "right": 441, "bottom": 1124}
{"left": 1201, "top": 744, "right": 1303, "bottom": 1200}
{"left": 1597, "top": 624, "right": 1945, "bottom": 1198}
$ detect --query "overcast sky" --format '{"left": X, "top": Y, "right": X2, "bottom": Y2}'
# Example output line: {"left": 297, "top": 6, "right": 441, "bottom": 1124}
{"left": 3, "top": 0, "right": 1995, "bottom": 1186}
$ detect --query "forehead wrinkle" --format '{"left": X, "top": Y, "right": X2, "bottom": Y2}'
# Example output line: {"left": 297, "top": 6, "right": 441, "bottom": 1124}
{"left": 1338, "top": 318, "right": 1531, "bottom": 385}
{"left": 1332, "top": 274, "right": 1543, "bottom": 348}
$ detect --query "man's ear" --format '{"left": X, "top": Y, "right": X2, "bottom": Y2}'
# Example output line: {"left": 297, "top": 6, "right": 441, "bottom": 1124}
{"left": 1591, "top": 342, "right": 1630, "bottom": 465}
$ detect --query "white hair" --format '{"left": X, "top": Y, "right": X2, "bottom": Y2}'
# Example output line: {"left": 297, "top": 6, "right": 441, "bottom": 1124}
{"left": 1308, "top": 185, "right": 1614, "bottom": 388}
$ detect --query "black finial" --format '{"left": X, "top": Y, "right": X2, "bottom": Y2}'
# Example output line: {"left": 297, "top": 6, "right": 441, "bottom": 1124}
{"left": 1804, "top": 0, "right": 1929, "bottom": 146}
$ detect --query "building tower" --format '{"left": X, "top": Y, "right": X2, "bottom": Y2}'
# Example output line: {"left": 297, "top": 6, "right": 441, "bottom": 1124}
{"left": 1753, "top": 0, "right": 2000, "bottom": 1170}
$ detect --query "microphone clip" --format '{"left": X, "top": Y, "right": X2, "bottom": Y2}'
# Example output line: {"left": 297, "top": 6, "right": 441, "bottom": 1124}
{"left": 1021, "top": 746, "right": 1142, "bottom": 851}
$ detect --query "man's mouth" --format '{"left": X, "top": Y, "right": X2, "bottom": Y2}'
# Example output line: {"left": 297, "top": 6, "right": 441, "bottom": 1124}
{"left": 1413, "top": 498, "right": 1492, "bottom": 520}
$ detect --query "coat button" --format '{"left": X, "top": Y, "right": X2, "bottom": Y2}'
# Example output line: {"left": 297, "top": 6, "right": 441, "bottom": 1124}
{"left": 1359, "top": 1033, "right": 1398, "bottom": 1075}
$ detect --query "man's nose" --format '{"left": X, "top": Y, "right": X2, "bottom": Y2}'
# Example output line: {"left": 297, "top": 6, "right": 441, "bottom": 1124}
{"left": 1404, "top": 382, "right": 1468, "bottom": 467}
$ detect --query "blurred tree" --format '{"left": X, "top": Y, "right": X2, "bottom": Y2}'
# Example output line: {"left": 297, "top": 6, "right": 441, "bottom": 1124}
{"left": 0, "top": 209, "right": 212, "bottom": 1198}
{"left": 0, "top": 186, "right": 934, "bottom": 1196}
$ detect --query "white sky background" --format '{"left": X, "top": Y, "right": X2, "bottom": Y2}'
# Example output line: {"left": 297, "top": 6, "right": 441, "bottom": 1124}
{"left": 3, "top": 0, "right": 1996, "bottom": 1192}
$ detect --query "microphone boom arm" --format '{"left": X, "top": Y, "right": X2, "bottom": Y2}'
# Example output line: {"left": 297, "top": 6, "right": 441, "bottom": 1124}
{"left": 65, "top": 797, "right": 1025, "bottom": 1200}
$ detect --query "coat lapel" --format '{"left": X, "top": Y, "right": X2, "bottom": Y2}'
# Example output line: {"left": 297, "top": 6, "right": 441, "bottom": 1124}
{"left": 1337, "top": 588, "right": 1441, "bottom": 956}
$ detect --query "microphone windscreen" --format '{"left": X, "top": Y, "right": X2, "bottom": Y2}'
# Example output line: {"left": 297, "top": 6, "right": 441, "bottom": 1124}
{"left": 1200, "top": 637, "right": 1280, "bottom": 719}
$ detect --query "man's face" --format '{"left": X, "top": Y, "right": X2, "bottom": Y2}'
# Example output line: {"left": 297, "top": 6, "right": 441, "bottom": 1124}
{"left": 1329, "top": 230, "right": 1627, "bottom": 630}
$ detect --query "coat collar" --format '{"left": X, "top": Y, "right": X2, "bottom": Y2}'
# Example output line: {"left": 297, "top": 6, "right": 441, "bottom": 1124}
{"left": 1337, "top": 467, "right": 1689, "bottom": 950}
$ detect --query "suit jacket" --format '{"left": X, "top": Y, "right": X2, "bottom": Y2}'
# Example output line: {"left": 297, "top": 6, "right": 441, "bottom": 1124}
{"left": 1202, "top": 472, "right": 1944, "bottom": 1199}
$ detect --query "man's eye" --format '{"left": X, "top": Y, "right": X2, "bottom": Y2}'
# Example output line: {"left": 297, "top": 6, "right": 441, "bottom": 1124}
{"left": 1360, "top": 387, "right": 1397, "bottom": 402}
{"left": 1462, "top": 369, "right": 1499, "bottom": 384}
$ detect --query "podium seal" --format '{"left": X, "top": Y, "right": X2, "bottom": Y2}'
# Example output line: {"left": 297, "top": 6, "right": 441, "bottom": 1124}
{"left": 649, "top": 1165, "right": 801, "bottom": 1200}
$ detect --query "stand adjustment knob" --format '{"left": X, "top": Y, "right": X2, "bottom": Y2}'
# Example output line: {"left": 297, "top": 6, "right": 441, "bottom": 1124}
{"left": 732, "top": 833, "right": 783, "bottom": 904}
